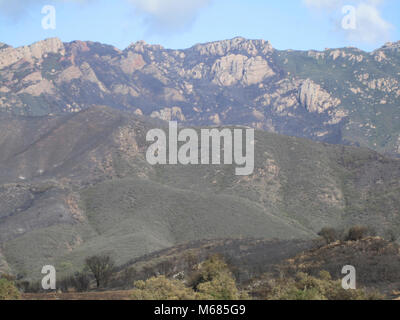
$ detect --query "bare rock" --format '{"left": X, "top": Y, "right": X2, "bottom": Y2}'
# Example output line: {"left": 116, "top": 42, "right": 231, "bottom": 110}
{"left": 299, "top": 79, "right": 341, "bottom": 113}
{"left": 0, "top": 38, "right": 64, "bottom": 70}
{"left": 212, "top": 54, "right": 274, "bottom": 86}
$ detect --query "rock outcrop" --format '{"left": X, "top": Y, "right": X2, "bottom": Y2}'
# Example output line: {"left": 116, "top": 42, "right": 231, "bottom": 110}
{"left": 0, "top": 38, "right": 64, "bottom": 70}
{"left": 0, "top": 37, "right": 399, "bottom": 156}
{"left": 299, "top": 79, "right": 341, "bottom": 113}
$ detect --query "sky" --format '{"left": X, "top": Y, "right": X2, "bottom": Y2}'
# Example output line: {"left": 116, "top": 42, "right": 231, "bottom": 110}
{"left": 0, "top": 0, "right": 399, "bottom": 52}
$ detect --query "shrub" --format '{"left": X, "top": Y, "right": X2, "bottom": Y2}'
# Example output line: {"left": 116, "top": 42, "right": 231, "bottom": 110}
{"left": 190, "top": 254, "right": 246, "bottom": 300}
{"left": 0, "top": 278, "right": 21, "bottom": 300}
{"left": 131, "top": 276, "right": 196, "bottom": 300}
{"left": 72, "top": 272, "right": 91, "bottom": 292}
{"left": 345, "top": 226, "right": 369, "bottom": 241}
{"left": 385, "top": 230, "right": 399, "bottom": 242}
{"left": 189, "top": 254, "right": 230, "bottom": 288}
{"left": 85, "top": 255, "right": 115, "bottom": 288}
{"left": 318, "top": 228, "right": 338, "bottom": 244}
{"left": 261, "top": 271, "right": 384, "bottom": 300}
{"left": 130, "top": 255, "right": 248, "bottom": 300}
{"left": 196, "top": 271, "right": 244, "bottom": 300}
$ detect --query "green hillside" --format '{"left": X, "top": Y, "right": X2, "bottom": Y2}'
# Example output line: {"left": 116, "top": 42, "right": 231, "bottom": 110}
{"left": 0, "top": 106, "right": 399, "bottom": 280}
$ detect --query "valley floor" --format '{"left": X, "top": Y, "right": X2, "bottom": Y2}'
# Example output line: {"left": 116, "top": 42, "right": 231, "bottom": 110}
{"left": 22, "top": 290, "right": 133, "bottom": 300}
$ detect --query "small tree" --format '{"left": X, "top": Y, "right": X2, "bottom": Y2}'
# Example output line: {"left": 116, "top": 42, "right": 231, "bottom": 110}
{"left": 345, "top": 226, "right": 369, "bottom": 242}
{"left": 0, "top": 278, "right": 20, "bottom": 300}
{"left": 85, "top": 255, "right": 115, "bottom": 288}
{"left": 385, "top": 230, "right": 398, "bottom": 242}
{"left": 131, "top": 276, "right": 196, "bottom": 300}
{"left": 318, "top": 228, "right": 338, "bottom": 244}
{"left": 190, "top": 254, "right": 246, "bottom": 300}
{"left": 72, "top": 272, "right": 91, "bottom": 292}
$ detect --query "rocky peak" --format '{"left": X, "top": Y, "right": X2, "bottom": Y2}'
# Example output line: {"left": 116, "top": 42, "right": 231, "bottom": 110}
{"left": 0, "top": 37, "right": 65, "bottom": 70}
{"left": 125, "top": 40, "right": 164, "bottom": 53}
{"left": 377, "top": 41, "right": 400, "bottom": 51}
{"left": 191, "top": 37, "right": 273, "bottom": 57}
{"left": 0, "top": 43, "right": 10, "bottom": 50}
{"left": 298, "top": 79, "right": 341, "bottom": 113}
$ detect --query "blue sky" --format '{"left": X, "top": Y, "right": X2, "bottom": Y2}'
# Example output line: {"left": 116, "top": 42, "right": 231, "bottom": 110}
{"left": 0, "top": 0, "right": 399, "bottom": 51}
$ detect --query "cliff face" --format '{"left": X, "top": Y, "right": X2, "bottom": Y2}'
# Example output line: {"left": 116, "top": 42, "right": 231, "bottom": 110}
{"left": 0, "top": 37, "right": 400, "bottom": 156}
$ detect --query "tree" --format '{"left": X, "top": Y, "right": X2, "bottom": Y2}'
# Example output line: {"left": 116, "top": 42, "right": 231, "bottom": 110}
{"left": 130, "top": 255, "right": 248, "bottom": 300}
{"left": 345, "top": 226, "right": 369, "bottom": 242}
{"left": 85, "top": 255, "right": 115, "bottom": 288}
{"left": 318, "top": 228, "right": 338, "bottom": 244}
{"left": 261, "top": 271, "right": 383, "bottom": 300}
{"left": 196, "top": 271, "right": 243, "bottom": 300}
{"left": 385, "top": 229, "right": 399, "bottom": 242}
{"left": 131, "top": 276, "right": 195, "bottom": 300}
{"left": 71, "top": 272, "right": 91, "bottom": 292}
{"left": 0, "top": 278, "right": 20, "bottom": 300}
{"left": 190, "top": 254, "right": 246, "bottom": 300}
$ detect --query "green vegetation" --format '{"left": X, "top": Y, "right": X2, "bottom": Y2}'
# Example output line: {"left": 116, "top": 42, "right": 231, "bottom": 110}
{"left": 345, "top": 226, "right": 367, "bottom": 241}
{"left": 129, "top": 253, "right": 385, "bottom": 300}
{"left": 0, "top": 276, "right": 20, "bottom": 300}
{"left": 1, "top": 107, "right": 400, "bottom": 281}
{"left": 258, "top": 271, "right": 382, "bottom": 300}
{"left": 19, "top": 235, "right": 399, "bottom": 299}
{"left": 131, "top": 255, "right": 246, "bottom": 300}
{"left": 85, "top": 255, "right": 115, "bottom": 288}
{"left": 318, "top": 228, "right": 339, "bottom": 244}
{"left": 57, "top": 272, "right": 91, "bottom": 293}
{"left": 131, "top": 276, "right": 196, "bottom": 300}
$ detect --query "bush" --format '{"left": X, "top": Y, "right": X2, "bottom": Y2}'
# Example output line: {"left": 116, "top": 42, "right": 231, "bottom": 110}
{"left": 131, "top": 276, "right": 196, "bottom": 300}
{"left": 190, "top": 254, "right": 246, "bottom": 300}
{"left": 130, "top": 255, "right": 248, "bottom": 300}
{"left": 189, "top": 254, "right": 231, "bottom": 288}
{"left": 196, "top": 271, "right": 244, "bottom": 300}
{"left": 72, "top": 272, "right": 91, "bottom": 292}
{"left": 85, "top": 255, "right": 115, "bottom": 288}
{"left": 261, "top": 271, "right": 383, "bottom": 300}
{"left": 385, "top": 230, "right": 399, "bottom": 242}
{"left": 345, "top": 226, "right": 370, "bottom": 241}
{"left": 318, "top": 228, "right": 338, "bottom": 244}
{"left": 0, "top": 278, "right": 21, "bottom": 300}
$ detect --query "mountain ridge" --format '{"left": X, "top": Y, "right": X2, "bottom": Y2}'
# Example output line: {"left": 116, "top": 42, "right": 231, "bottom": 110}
{"left": 0, "top": 37, "right": 399, "bottom": 156}
{"left": 0, "top": 106, "right": 399, "bottom": 279}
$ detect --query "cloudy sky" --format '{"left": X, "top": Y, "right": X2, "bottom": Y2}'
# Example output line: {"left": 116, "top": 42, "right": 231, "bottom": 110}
{"left": 0, "top": 0, "right": 399, "bottom": 51}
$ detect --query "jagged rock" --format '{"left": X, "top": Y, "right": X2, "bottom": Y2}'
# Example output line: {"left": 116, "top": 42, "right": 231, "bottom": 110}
{"left": 120, "top": 52, "right": 146, "bottom": 74}
{"left": 0, "top": 38, "right": 64, "bottom": 70}
{"left": 0, "top": 37, "right": 398, "bottom": 156}
{"left": 211, "top": 54, "right": 274, "bottom": 86}
{"left": 151, "top": 107, "right": 186, "bottom": 121}
{"left": 299, "top": 79, "right": 341, "bottom": 113}
{"left": 193, "top": 37, "right": 273, "bottom": 57}
{"left": 18, "top": 79, "right": 55, "bottom": 96}
{"left": 56, "top": 66, "right": 82, "bottom": 83}
{"left": 80, "top": 62, "right": 108, "bottom": 92}
{"left": 112, "top": 84, "right": 139, "bottom": 97}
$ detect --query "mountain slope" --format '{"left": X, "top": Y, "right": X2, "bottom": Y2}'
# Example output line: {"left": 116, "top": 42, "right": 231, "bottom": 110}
{"left": 0, "top": 106, "right": 399, "bottom": 279}
{"left": 0, "top": 38, "right": 399, "bottom": 156}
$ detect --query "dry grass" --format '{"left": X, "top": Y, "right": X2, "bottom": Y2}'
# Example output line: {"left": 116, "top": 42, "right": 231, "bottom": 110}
{"left": 22, "top": 290, "right": 133, "bottom": 300}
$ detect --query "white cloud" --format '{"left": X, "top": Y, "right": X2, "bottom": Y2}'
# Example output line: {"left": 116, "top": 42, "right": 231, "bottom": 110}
{"left": 127, "top": 0, "right": 212, "bottom": 33}
{"left": 0, "top": 0, "right": 212, "bottom": 34}
{"left": 0, "top": 0, "right": 90, "bottom": 18}
{"left": 303, "top": 0, "right": 393, "bottom": 44}
{"left": 303, "top": 0, "right": 338, "bottom": 9}
{"left": 348, "top": 2, "right": 392, "bottom": 43}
